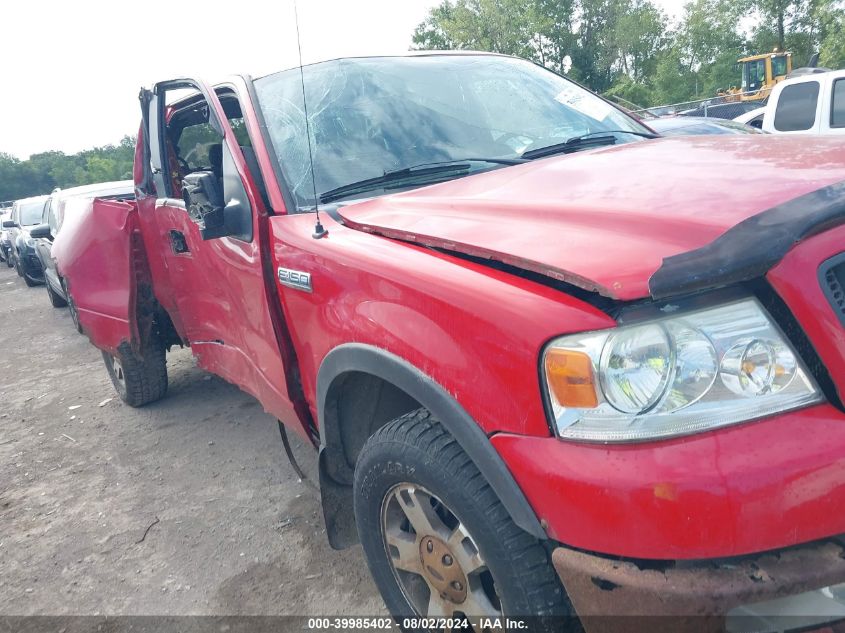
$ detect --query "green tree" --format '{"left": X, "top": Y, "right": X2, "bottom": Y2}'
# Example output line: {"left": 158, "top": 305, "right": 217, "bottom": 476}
{"left": 651, "top": 45, "right": 699, "bottom": 104}
{"left": 409, "top": 0, "right": 840, "bottom": 108}
{"left": 412, "top": 1, "right": 460, "bottom": 49}
{"left": 0, "top": 153, "right": 33, "bottom": 201}
{"left": 604, "top": 0, "right": 667, "bottom": 107}
{"left": 677, "top": 0, "right": 747, "bottom": 92}
{"left": 748, "top": 0, "right": 845, "bottom": 68}
{"left": 0, "top": 137, "right": 136, "bottom": 201}
{"left": 412, "top": 0, "right": 543, "bottom": 60}
{"left": 411, "top": 0, "right": 667, "bottom": 98}
{"left": 533, "top": 0, "right": 578, "bottom": 71}
{"left": 614, "top": 0, "right": 666, "bottom": 82}
{"left": 812, "top": 0, "right": 845, "bottom": 68}
{"left": 754, "top": 0, "right": 799, "bottom": 50}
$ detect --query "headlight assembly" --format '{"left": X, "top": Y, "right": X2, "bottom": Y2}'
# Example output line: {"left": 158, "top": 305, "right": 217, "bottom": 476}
{"left": 542, "top": 298, "right": 822, "bottom": 442}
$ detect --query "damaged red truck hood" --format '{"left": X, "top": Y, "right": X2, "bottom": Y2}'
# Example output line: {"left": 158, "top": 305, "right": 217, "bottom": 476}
{"left": 338, "top": 135, "right": 845, "bottom": 301}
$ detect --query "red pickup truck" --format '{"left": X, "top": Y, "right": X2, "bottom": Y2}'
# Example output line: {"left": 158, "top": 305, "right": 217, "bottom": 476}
{"left": 54, "top": 52, "right": 845, "bottom": 630}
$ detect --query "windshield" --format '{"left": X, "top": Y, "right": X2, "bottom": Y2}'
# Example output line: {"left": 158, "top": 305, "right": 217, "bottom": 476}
{"left": 742, "top": 59, "right": 766, "bottom": 91}
{"left": 19, "top": 200, "right": 45, "bottom": 225}
{"left": 772, "top": 55, "right": 788, "bottom": 77}
{"left": 254, "top": 55, "right": 649, "bottom": 210}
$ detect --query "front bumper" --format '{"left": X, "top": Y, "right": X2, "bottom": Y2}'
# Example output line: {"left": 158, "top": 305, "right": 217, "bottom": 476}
{"left": 552, "top": 538, "right": 845, "bottom": 633}
{"left": 20, "top": 247, "right": 44, "bottom": 280}
{"left": 491, "top": 403, "right": 845, "bottom": 560}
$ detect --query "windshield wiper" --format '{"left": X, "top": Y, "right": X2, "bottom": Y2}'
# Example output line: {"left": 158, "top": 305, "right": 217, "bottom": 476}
{"left": 521, "top": 129, "right": 660, "bottom": 160}
{"left": 574, "top": 129, "right": 660, "bottom": 140}
{"left": 319, "top": 158, "right": 525, "bottom": 204}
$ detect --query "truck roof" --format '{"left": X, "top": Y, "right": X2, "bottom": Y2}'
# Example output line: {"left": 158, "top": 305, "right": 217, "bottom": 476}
{"left": 253, "top": 50, "right": 512, "bottom": 80}
{"left": 777, "top": 67, "right": 845, "bottom": 88}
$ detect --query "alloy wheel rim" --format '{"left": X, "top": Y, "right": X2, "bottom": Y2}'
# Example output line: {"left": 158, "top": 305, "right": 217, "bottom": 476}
{"left": 380, "top": 483, "right": 502, "bottom": 626}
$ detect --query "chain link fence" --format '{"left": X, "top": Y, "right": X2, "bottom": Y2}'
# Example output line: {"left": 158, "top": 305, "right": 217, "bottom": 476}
{"left": 628, "top": 91, "right": 768, "bottom": 121}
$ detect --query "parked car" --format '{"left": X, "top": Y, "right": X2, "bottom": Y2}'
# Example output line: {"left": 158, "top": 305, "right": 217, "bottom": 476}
{"left": 649, "top": 116, "right": 765, "bottom": 136}
{"left": 0, "top": 210, "right": 12, "bottom": 265}
{"left": 755, "top": 68, "right": 845, "bottom": 135}
{"left": 31, "top": 180, "right": 134, "bottom": 318}
{"left": 676, "top": 100, "right": 763, "bottom": 120}
{"left": 57, "top": 53, "right": 845, "bottom": 630}
{"left": 4, "top": 195, "right": 49, "bottom": 286}
{"left": 734, "top": 105, "right": 767, "bottom": 129}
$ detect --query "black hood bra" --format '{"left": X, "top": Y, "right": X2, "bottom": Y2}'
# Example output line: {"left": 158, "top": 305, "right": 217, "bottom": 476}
{"left": 649, "top": 180, "right": 845, "bottom": 299}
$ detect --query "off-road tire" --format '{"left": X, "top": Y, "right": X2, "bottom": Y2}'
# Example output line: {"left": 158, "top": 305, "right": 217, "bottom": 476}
{"left": 23, "top": 270, "right": 40, "bottom": 287}
{"left": 354, "top": 408, "right": 574, "bottom": 630}
{"left": 6, "top": 255, "right": 13, "bottom": 268}
{"left": 46, "top": 281, "right": 68, "bottom": 307}
{"left": 102, "top": 340, "right": 168, "bottom": 407}
{"left": 13, "top": 255, "right": 23, "bottom": 277}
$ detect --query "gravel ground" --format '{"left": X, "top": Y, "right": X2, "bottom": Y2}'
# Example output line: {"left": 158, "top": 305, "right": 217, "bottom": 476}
{"left": 0, "top": 262, "right": 383, "bottom": 618}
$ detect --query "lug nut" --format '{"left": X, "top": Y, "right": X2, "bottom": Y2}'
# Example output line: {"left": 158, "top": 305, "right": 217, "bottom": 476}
{"left": 451, "top": 581, "right": 463, "bottom": 591}
{"left": 426, "top": 540, "right": 434, "bottom": 553}
{"left": 442, "top": 554, "right": 453, "bottom": 566}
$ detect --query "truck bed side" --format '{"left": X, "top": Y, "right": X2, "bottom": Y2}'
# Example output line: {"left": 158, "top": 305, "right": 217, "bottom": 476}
{"left": 52, "top": 197, "right": 142, "bottom": 354}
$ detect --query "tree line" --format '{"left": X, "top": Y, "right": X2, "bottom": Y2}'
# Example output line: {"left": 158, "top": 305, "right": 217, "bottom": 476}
{"left": 0, "top": 136, "right": 135, "bottom": 202}
{"left": 412, "top": 0, "right": 845, "bottom": 108}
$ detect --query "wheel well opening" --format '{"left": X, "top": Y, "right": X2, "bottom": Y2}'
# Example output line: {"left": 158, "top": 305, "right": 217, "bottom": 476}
{"left": 317, "top": 346, "right": 548, "bottom": 549}
{"left": 319, "top": 370, "right": 424, "bottom": 549}
{"left": 134, "top": 282, "right": 181, "bottom": 352}
{"left": 326, "top": 371, "right": 423, "bottom": 481}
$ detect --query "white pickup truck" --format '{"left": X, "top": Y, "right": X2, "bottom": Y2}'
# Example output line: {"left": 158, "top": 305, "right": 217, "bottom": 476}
{"left": 735, "top": 69, "right": 845, "bottom": 135}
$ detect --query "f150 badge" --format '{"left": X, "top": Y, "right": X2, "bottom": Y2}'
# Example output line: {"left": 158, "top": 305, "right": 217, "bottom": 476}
{"left": 277, "top": 267, "right": 312, "bottom": 292}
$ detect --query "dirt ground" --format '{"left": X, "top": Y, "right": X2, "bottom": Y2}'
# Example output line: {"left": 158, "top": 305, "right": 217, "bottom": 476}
{"left": 0, "top": 263, "right": 384, "bottom": 618}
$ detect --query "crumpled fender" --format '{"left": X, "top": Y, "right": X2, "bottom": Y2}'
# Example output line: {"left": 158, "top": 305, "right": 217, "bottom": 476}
{"left": 52, "top": 196, "right": 140, "bottom": 353}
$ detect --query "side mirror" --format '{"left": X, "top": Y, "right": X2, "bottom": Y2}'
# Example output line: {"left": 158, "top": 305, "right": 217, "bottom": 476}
{"left": 29, "top": 224, "right": 52, "bottom": 240}
{"left": 182, "top": 171, "right": 226, "bottom": 240}
{"left": 181, "top": 144, "right": 254, "bottom": 243}
{"left": 2, "top": 220, "right": 17, "bottom": 228}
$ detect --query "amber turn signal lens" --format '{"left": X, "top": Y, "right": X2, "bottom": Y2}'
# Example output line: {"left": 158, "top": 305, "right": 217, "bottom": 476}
{"left": 545, "top": 348, "right": 598, "bottom": 408}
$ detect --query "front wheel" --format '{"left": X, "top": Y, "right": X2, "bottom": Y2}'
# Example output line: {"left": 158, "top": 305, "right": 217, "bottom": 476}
{"left": 353, "top": 409, "right": 572, "bottom": 630}
{"left": 102, "top": 340, "right": 168, "bottom": 407}
{"left": 23, "top": 270, "right": 41, "bottom": 287}
{"left": 46, "top": 281, "right": 67, "bottom": 307}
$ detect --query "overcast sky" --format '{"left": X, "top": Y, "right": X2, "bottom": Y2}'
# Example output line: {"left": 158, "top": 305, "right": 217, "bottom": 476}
{"left": 1, "top": 0, "right": 687, "bottom": 159}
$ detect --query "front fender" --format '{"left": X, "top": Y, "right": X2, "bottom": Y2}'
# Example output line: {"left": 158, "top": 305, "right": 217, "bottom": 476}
{"left": 271, "top": 213, "right": 615, "bottom": 440}
{"left": 316, "top": 343, "right": 547, "bottom": 545}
